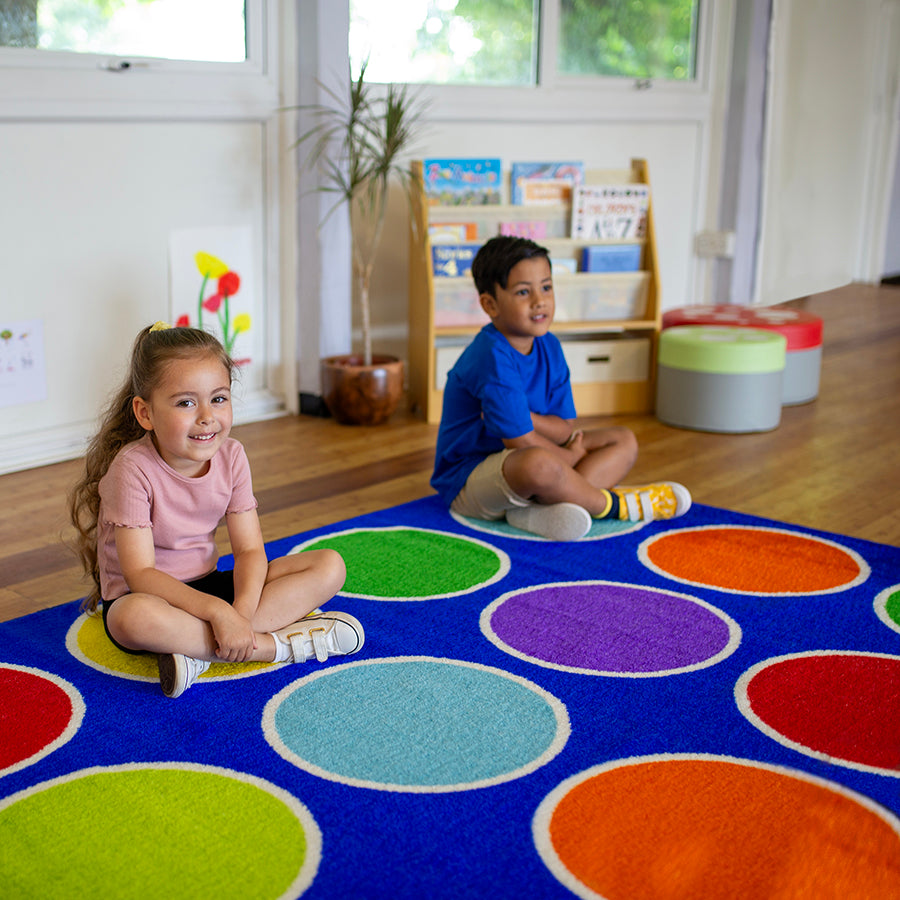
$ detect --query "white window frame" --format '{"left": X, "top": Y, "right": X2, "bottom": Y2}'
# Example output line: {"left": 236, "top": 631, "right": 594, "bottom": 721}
{"left": 0, "top": 0, "right": 278, "bottom": 120}
{"left": 353, "top": 0, "right": 714, "bottom": 124}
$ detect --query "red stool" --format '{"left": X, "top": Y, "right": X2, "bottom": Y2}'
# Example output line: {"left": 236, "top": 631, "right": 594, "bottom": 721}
{"left": 662, "top": 305, "right": 822, "bottom": 405}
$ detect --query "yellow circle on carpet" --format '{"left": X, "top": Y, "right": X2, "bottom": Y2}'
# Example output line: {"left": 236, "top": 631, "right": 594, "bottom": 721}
{"left": 65, "top": 613, "right": 274, "bottom": 683}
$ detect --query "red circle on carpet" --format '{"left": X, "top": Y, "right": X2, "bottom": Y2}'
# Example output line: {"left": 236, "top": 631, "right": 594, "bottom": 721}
{"left": 641, "top": 526, "right": 864, "bottom": 594}
{"left": 538, "top": 756, "right": 900, "bottom": 899}
{"left": 0, "top": 667, "right": 78, "bottom": 772}
{"left": 739, "top": 652, "right": 900, "bottom": 773}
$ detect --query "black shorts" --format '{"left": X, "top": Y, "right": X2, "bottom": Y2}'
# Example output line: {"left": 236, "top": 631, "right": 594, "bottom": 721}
{"left": 101, "top": 569, "right": 235, "bottom": 655}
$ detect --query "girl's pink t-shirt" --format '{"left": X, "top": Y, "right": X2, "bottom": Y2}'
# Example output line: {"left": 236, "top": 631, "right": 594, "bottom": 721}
{"left": 97, "top": 434, "right": 258, "bottom": 601}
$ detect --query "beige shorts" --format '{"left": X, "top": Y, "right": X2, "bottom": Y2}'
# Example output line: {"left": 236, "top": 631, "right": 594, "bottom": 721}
{"left": 450, "top": 449, "right": 531, "bottom": 520}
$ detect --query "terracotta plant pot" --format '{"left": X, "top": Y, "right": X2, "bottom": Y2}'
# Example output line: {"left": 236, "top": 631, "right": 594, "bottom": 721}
{"left": 320, "top": 355, "right": 405, "bottom": 426}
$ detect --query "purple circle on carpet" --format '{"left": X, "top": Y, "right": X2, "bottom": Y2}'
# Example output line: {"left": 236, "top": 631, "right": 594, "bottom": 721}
{"left": 481, "top": 581, "right": 740, "bottom": 676}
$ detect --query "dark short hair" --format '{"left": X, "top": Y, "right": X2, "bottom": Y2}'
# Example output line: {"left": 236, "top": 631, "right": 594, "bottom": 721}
{"left": 471, "top": 236, "right": 550, "bottom": 297}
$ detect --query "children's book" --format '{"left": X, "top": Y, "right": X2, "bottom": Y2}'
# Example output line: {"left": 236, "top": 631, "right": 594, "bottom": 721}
{"left": 571, "top": 184, "right": 649, "bottom": 240}
{"left": 423, "top": 158, "right": 502, "bottom": 206}
{"left": 581, "top": 244, "right": 642, "bottom": 272}
{"left": 511, "top": 162, "right": 584, "bottom": 205}
{"left": 551, "top": 257, "right": 578, "bottom": 274}
{"left": 432, "top": 244, "right": 479, "bottom": 278}
{"left": 428, "top": 222, "right": 478, "bottom": 243}
{"left": 498, "top": 220, "right": 547, "bottom": 240}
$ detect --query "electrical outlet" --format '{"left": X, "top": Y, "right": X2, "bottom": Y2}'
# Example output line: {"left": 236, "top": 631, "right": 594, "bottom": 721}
{"left": 694, "top": 230, "right": 736, "bottom": 258}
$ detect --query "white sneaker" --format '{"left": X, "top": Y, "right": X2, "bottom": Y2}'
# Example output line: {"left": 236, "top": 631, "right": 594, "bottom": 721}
{"left": 273, "top": 611, "right": 365, "bottom": 663}
{"left": 158, "top": 653, "right": 211, "bottom": 699}
{"left": 506, "top": 502, "right": 592, "bottom": 541}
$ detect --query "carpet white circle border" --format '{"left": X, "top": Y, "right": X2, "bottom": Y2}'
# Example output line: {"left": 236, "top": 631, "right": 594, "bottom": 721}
{"left": 735, "top": 650, "right": 900, "bottom": 778}
{"left": 290, "top": 525, "right": 511, "bottom": 600}
{"left": 65, "top": 613, "right": 282, "bottom": 684}
{"left": 450, "top": 509, "right": 645, "bottom": 542}
{"left": 638, "top": 524, "right": 870, "bottom": 596}
{"left": 874, "top": 583, "right": 900, "bottom": 635}
{"left": 532, "top": 753, "right": 900, "bottom": 900}
{"left": 0, "top": 762, "right": 322, "bottom": 900}
{"left": 480, "top": 580, "right": 742, "bottom": 677}
{"left": 262, "top": 655, "right": 570, "bottom": 792}
{"left": 0, "top": 664, "right": 84, "bottom": 779}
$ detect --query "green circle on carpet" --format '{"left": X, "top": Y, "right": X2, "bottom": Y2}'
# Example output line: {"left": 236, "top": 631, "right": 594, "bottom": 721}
{"left": 885, "top": 590, "right": 900, "bottom": 624}
{"left": 875, "top": 584, "right": 900, "bottom": 635}
{"left": 0, "top": 765, "right": 319, "bottom": 898}
{"left": 296, "top": 527, "right": 509, "bottom": 599}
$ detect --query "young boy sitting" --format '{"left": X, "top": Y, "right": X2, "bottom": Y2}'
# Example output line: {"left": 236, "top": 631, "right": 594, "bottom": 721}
{"left": 431, "top": 235, "right": 691, "bottom": 541}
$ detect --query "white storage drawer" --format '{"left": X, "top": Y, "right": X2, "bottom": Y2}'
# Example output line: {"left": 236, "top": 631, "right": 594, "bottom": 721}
{"left": 434, "top": 339, "right": 472, "bottom": 389}
{"left": 435, "top": 335, "right": 649, "bottom": 390}
{"left": 561, "top": 335, "right": 650, "bottom": 384}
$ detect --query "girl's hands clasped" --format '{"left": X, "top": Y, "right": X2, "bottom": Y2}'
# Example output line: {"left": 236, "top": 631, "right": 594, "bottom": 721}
{"left": 210, "top": 605, "right": 258, "bottom": 663}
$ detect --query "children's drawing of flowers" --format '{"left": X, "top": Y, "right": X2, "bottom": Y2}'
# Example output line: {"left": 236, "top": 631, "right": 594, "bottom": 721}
{"left": 177, "top": 251, "right": 252, "bottom": 364}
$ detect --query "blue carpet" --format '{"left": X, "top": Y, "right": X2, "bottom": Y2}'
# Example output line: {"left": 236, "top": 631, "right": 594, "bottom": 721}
{"left": 2, "top": 496, "right": 899, "bottom": 898}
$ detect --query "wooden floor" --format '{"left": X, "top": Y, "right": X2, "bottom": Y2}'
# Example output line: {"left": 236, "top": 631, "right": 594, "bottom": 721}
{"left": 2, "top": 282, "right": 898, "bottom": 624}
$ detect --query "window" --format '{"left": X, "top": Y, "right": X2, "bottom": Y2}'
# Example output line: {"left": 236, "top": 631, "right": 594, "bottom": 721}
{"left": 350, "top": 0, "right": 538, "bottom": 86}
{"left": 1, "top": 0, "right": 247, "bottom": 64}
{"left": 559, "top": 0, "right": 698, "bottom": 80}
{"left": 350, "top": 0, "right": 700, "bottom": 85}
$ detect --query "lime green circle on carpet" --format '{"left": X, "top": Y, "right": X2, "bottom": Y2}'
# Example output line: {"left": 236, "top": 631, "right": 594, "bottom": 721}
{"left": 0, "top": 765, "right": 319, "bottom": 899}
{"left": 295, "top": 527, "right": 509, "bottom": 600}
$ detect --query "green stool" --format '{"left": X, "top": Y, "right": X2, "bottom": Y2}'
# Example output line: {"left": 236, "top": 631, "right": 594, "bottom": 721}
{"left": 656, "top": 326, "right": 787, "bottom": 433}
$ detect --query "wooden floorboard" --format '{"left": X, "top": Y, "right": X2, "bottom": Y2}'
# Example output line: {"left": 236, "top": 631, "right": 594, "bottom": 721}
{"left": 1, "top": 281, "right": 898, "bottom": 623}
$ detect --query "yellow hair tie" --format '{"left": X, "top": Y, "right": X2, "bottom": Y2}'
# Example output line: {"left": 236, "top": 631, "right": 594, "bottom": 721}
{"left": 150, "top": 321, "right": 172, "bottom": 332}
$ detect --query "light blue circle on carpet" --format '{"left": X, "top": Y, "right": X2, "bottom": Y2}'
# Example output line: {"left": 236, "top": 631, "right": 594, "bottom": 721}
{"left": 451, "top": 510, "right": 642, "bottom": 541}
{"left": 262, "top": 657, "right": 570, "bottom": 792}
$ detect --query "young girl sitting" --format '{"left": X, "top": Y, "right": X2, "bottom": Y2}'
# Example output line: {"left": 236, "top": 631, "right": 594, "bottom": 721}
{"left": 69, "top": 322, "right": 364, "bottom": 698}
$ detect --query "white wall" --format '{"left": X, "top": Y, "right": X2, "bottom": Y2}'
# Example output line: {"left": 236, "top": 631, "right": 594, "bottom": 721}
{"left": 755, "top": 0, "right": 900, "bottom": 303}
{"left": 0, "top": 3, "right": 288, "bottom": 475}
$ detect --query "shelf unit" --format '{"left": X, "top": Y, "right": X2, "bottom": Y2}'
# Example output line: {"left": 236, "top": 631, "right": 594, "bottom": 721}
{"left": 407, "top": 159, "right": 661, "bottom": 424}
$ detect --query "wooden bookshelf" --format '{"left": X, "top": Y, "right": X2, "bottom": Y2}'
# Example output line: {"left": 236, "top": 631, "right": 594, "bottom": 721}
{"left": 408, "top": 159, "right": 662, "bottom": 424}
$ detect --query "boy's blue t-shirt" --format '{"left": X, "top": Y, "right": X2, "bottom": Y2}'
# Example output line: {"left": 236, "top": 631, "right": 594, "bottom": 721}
{"left": 431, "top": 323, "right": 577, "bottom": 507}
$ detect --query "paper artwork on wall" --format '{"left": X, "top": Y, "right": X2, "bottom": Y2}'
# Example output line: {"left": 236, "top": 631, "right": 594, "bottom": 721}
{"left": 0, "top": 320, "right": 48, "bottom": 409}
{"left": 168, "top": 225, "right": 256, "bottom": 368}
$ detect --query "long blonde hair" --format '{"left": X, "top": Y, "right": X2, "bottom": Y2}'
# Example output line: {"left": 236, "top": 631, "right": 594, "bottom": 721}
{"left": 68, "top": 325, "right": 235, "bottom": 611}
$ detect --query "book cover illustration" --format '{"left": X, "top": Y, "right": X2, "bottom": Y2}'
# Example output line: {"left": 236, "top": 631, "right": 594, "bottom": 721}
{"left": 423, "top": 158, "right": 502, "bottom": 205}
{"left": 511, "top": 162, "right": 584, "bottom": 205}
{"left": 499, "top": 220, "right": 547, "bottom": 240}
{"left": 432, "top": 244, "right": 480, "bottom": 278}
{"left": 571, "top": 184, "right": 649, "bottom": 240}
{"left": 581, "top": 244, "right": 642, "bottom": 272}
{"left": 429, "top": 222, "right": 478, "bottom": 243}
{"left": 551, "top": 257, "right": 578, "bottom": 274}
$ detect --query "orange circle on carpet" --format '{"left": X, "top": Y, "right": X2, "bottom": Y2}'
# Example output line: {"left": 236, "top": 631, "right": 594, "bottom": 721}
{"left": 639, "top": 526, "right": 866, "bottom": 594}
{"left": 535, "top": 756, "right": 900, "bottom": 899}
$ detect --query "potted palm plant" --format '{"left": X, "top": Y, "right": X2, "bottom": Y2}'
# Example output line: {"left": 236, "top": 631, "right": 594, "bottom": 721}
{"left": 295, "top": 61, "right": 425, "bottom": 425}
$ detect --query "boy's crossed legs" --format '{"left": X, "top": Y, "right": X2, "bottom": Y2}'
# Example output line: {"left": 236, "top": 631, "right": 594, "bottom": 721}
{"left": 452, "top": 426, "right": 690, "bottom": 541}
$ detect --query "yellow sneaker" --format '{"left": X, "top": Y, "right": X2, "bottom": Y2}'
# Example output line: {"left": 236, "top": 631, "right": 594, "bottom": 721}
{"left": 613, "top": 482, "right": 691, "bottom": 521}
